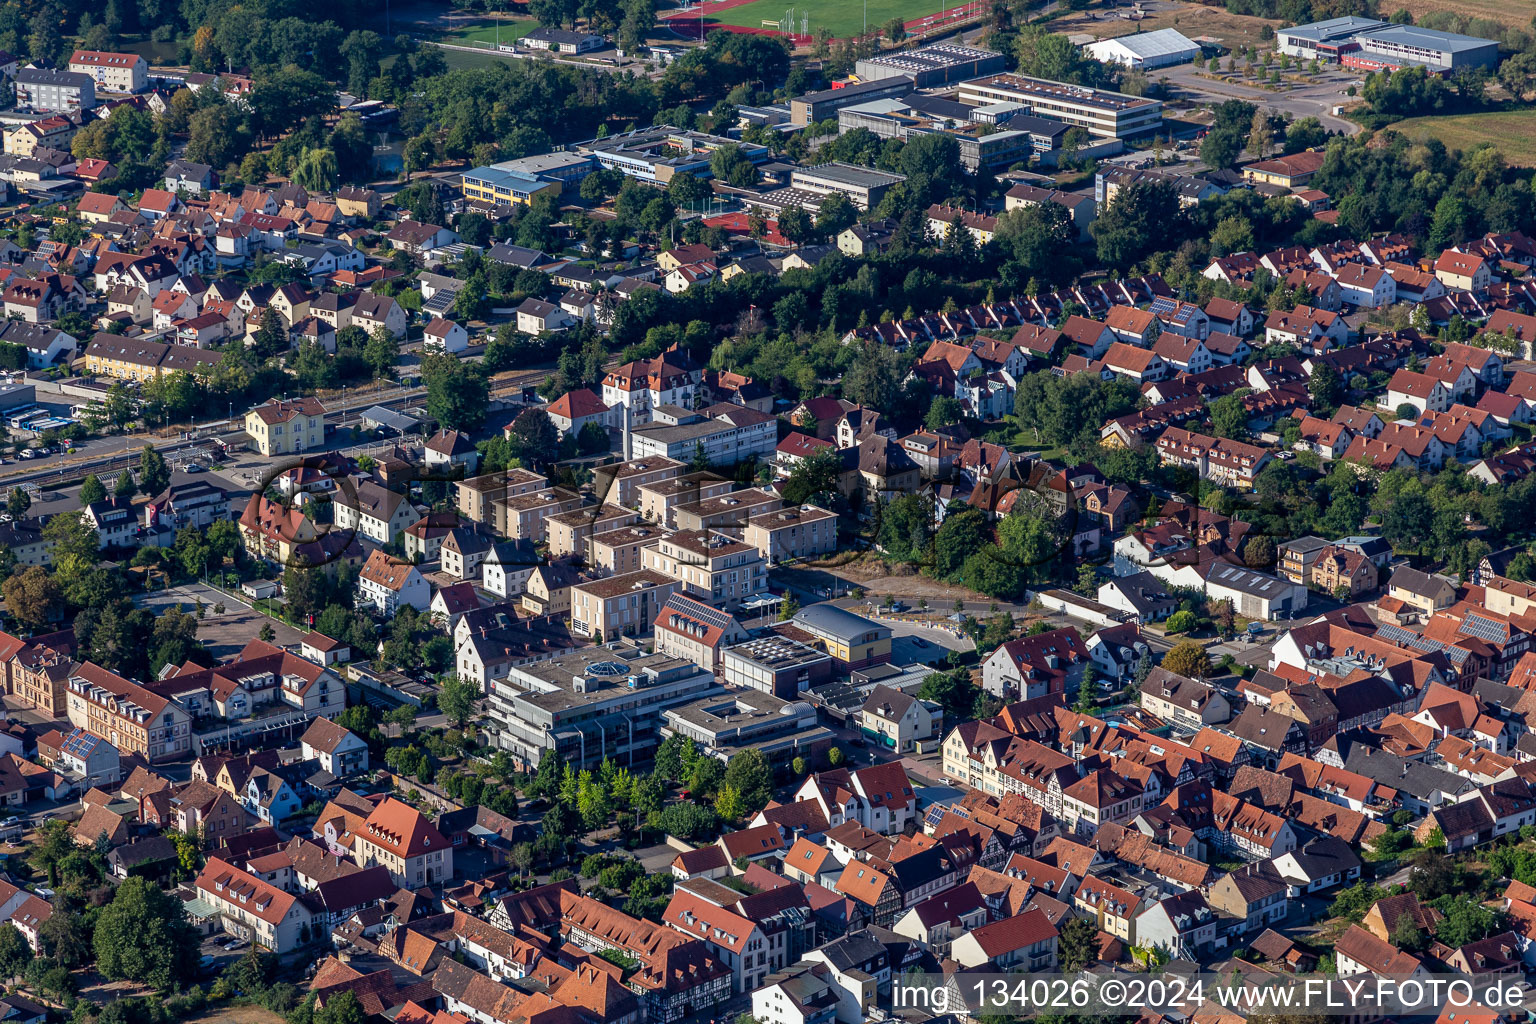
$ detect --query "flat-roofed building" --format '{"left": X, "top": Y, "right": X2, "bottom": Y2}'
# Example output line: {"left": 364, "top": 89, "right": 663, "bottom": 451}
{"left": 491, "top": 486, "right": 584, "bottom": 542}
{"left": 486, "top": 644, "right": 718, "bottom": 769}
{"left": 546, "top": 504, "right": 637, "bottom": 560}
{"left": 638, "top": 473, "right": 734, "bottom": 528}
{"left": 856, "top": 43, "right": 1006, "bottom": 88}
{"left": 576, "top": 126, "right": 769, "bottom": 184}
{"left": 722, "top": 634, "right": 834, "bottom": 698}
{"left": 456, "top": 468, "right": 548, "bottom": 524}
{"left": 787, "top": 163, "right": 907, "bottom": 210}
{"left": 956, "top": 74, "right": 1163, "bottom": 140}
{"left": 1278, "top": 16, "right": 1498, "bottom": 71}
{"left": 630, "top": 405, "right": 777, "bottom": 467}
{"left": 790, "top": 75, "right": 915, "bottom": 125}
{"left": 662, "top": 688, "right": 834, "bottom": 766}
{"left": 673, "top": 486, "right": 782, "bottom": 532}
{"left": 595, "top": 456, "right": 685, "bottom": 511}
{"left": 589, "top": 523, "right": 670, "bottom": 575}
{"left": 458, "top": 165, "right": 563, "bottom": 207}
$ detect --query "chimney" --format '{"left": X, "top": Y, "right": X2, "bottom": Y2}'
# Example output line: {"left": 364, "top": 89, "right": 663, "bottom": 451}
{"left": 622, "top": 403, "right": 633, "bottom": 461}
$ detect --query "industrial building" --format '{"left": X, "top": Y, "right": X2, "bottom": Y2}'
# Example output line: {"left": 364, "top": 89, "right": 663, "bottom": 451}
{"left": 1277, "top": 16, "right": 1498, "bottom": 71}
{"left": 855, "top": 43, "right": 1006, "bottom": 89}
{"left": 956, "top": 74, "right": 1163, "bottom": 140}
{"left": 1083, "top": 28, "right": 1202, "bottom": 70}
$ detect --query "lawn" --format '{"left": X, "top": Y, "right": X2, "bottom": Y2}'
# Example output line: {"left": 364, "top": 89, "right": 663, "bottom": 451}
{"left": 1387, "top": 109, "right": 1536, "bottom": 166}
{"left": 436, "top": 14, "right": 540, "bottom": 47}
{"left": 702, "top": 0, "right": 961, "bottom": 39}
{"left": 1391, "top": 0, "right": 1530, "bottom": 29}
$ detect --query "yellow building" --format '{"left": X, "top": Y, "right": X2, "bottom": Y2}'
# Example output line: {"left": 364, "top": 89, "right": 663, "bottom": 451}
{"left": 83, "top": 335, "right": 221, "bottom": 381}
{"left": 459, "top": 165, "right": 562, "bottom": 207}
{"left": 244, "top": 397, "right": 327, "bottom": 456}
{"left": 790, "top": 604, "right": 892, "bottom": 671}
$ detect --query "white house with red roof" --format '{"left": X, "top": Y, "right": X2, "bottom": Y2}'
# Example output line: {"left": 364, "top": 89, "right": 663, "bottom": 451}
{"left": 423, "top": 317, "right": 469, "bottom": 354}
{"left": 197, "top": 856, "right": 316, "bottom": 952}
{"left": 358, "top": 549, "right": 430, "bottom": 615}
{"left": 136, "top": 187, "right": 181, "bottom": 222}
{"left": 663, "top": 885, "right": 769, "bottom": 992}
{"left": 1387, "top": 369, "right": 1452, "bottom": 416}
{"left": 545, "top": 387, "right": 614, "bottom": 438}
{"left": 792, "top": 762, "right": 917, "bottom": 834}
{"left": 949, "top": 906, "right": 1058, "bottom": 969}
{"left": 353, "top": 796, "right": 452, "bottom": 887}
{"left": 1436, "top": 250, "right": 1492, "bottom": 294}
{"left": 981, "top": 628, "right": 1089, "bottom": 702}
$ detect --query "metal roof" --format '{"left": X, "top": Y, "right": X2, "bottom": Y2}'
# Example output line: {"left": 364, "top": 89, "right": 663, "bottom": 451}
{"left": 1086, "top": 28, "right": 1201, "bottom": 60}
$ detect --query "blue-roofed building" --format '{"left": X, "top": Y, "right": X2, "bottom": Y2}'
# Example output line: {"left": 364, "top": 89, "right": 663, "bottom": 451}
{"left": 459, "top": 165, "right": 564, "bottom": 208}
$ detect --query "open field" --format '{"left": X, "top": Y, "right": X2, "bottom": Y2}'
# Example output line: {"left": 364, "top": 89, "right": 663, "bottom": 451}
{"left": 1386, "top": 109, "right": 1536, "bottom": 165}
{"left": 691, "top": 0, "right": 967, "bottom": 39}
{"left": 1047, "top": 2, "right": 1281, "bottom": 53}
{"left": 1390, "top": 0, "right": 1528, "bottom": 30}
{"left": 436, "top": 14, "right": 541, "bottom": 46}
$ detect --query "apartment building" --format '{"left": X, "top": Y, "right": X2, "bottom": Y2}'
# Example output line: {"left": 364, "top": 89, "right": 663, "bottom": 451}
{"left": 64, "top": 662, "right": 191, "bottom": 762}
{"left": 7, "top": 630, "right": 78, "bottom": 717}
{"left": 486, "top": 646, "right": 717, "bottom": 770}
{"left": 333, "top": 480, "right": 421, "bottom": 545}
{"left": 640, "top": 530, "right": 767, "bottom": 611}
{"left": 67, "top": 50, "right": 147, "bottom": 93}
{"left": 493, "top": 486, "right": 585, "bottom": 542}
{"left": 569, "top": 570, "right": 678, "bottom": 639}
{"left": 352, "top": 797, "right": 452, "bottom": 887}
{"left": 14, "top": 68, "right": 95, "bottom": 112}
{"left": 456, "top": 468, "right": 548, "bottom": 525}
{"left": 590, "top": 523, "right": 669, "bottom": 576}
{"left": 743, "top": 505, "right": 838, "bottom": 563}
{"left": 956, "top": 73, "right": 1163, "bottom": 139}
{"left": 197, "top": 857, "right": 315, "bottom": 952}
{"left": 637, "top": 474, "right": 734, "bottom": 529}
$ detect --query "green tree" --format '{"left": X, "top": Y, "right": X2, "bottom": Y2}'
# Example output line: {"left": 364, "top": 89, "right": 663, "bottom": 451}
{"left": 1165, "top": 610, "right": 1197, "bottom": 634}
{"left": 422, "top": 355, "right": 489, "bottom": 432}
{"left": 1162, "top": 641, "right": 1211, "bottom": 679}
{"left": 722, "top": 748, "right": 773, "bottom": 811}
{"left": 78, "top": 474, "right": 106, "bottom": 506}
{"left": 139, "top": 446, "right": 170, "bottom": 497}
{"left": 438, "top": 675, "right": 480, "bottom": 729}
{"left": 363, "top": 326, "right": 399, "bottom": 379}
{"left": 93, "top": 877, "right": 199, "bottom": 990}
{"left": 1058, "top": 914, "right": 1099, "bottom": 971}
{"left": 1199, "top": 129, "right": 1243, "bottom": 171}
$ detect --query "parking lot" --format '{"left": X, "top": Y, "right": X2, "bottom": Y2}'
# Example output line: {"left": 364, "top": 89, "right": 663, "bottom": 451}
{"left": 138, "top": 582, "right": 307, "bottom": 656}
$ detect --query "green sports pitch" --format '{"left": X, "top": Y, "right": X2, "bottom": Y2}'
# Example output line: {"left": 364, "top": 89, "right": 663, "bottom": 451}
{"left": 689, "top": 0, "right": 964, "bottom": 40}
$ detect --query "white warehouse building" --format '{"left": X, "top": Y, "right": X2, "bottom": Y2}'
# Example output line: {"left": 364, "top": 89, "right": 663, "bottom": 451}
{"left": 1083, "top": 29, "right": 1201, "bottom": 70}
